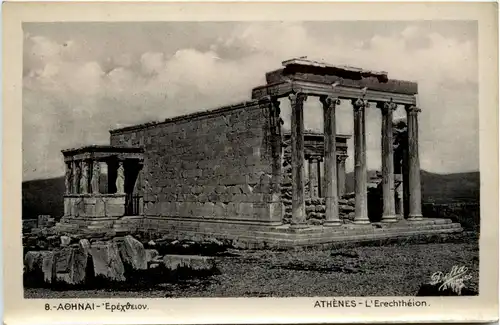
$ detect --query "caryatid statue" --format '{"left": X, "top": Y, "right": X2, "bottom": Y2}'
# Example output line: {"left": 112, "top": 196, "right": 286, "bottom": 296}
{"left": 80, "top": 161, "right": 89, "bottom": 194}
{"left": 73, "top": 163, "right": 81, "bottom": 194}
{"left": 64, "top": 162, "right": 72, "bottom": 194}
{"left": 91, "top": 163, "right": 100, "bottom": 194}
{"left": 116, "top": 161, "right": 125, "bottom": 194}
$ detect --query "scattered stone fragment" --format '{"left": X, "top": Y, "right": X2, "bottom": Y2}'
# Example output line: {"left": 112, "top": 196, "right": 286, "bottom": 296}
{"left": 42, "top": 251, "right": 56, "bottom": 283}
{"left": 89, "top": 241, "right": 126, "bottom": 282}
{"left": 149, "top": 263, "right": 160, "bottom": 269}
{"left": 60, "top": 236, "right": 71, "bottom": 247}
{"left": 145, "top": 249, "right": 159, "bottom": 263}
{"left": 24, "top": 251, "right": 49, "bottom": 273}
{"left": 163, "top": 255, "right": 216, "bottom": 271}
{"left": 37, "top": 215, "right": 51, "bottom": 228}
{"left": 119, "top": 235, "right": 147, "bottom": 270}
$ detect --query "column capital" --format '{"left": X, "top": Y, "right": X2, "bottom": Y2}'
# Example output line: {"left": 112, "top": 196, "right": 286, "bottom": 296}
{"left": 405, "top": 105, "right": 422, "bottom": 115}
{"left": 258, "top": 95, "right": 281, "bottom": 107}
{"left": 257, "top": 95, "right": 272, "bottom": 104}
{"left": 319, "top": 95, "right": 341, "bottom": 107}
{"left": 288, "top": 92, "right": 307, "bottom": 104}
{"left": 352, "top": 98, "right": 370, "bottom": 111}
{"left": 336, "top": 154, "right": 348, "bottom": 163}
{"left": 271, "top": 97, "right": 280, "bottom": 106}
{"left": 306, "top": 154, "right": 322, "bottom": 162}
{"left": 376, "top": 100, "right": 398, "bottom": 113}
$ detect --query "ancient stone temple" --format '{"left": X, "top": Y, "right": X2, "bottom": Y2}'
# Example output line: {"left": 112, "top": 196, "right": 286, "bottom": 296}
{"left": 57, "top": 58, "right": 462, "bottom": 247}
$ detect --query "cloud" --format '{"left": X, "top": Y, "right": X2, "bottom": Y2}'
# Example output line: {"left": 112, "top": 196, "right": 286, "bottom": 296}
{"left": 22, "top": 22, "right": 478, "bottom": 181}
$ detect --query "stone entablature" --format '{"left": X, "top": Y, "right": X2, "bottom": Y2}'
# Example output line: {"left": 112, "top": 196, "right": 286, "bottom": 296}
{"left": 253, "top": 59, "right": 418, "bottom": 105}
{"left": 265, "top": 58, "right": 417, "bottom": 95}
{"left": 62, "top": 145, "right": 144, "bottom": 162}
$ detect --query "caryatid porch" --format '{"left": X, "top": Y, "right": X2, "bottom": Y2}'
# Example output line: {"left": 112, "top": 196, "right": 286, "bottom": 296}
{"left": 61, "top": 145, "right": 144, "bottom": 220}
{"left": 253, "top": 58, "right": 423, "bottom": 228}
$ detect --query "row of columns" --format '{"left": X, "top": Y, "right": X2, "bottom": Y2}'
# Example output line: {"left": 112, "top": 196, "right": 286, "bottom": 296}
{"left": 288, "top": 92, "right": 423, "bottom": 229}
{"left": 305, "top": 154, "right": 347, "bottom": 200}
{"left": 64, "top": 159, "right": 125, "bottom": 195}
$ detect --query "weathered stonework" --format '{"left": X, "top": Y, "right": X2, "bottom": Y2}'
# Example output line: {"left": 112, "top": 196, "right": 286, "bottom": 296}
{"left": 56, "top": 58, "right": 462, "bottom": 248}
{"left": 110, "top": 100, "right": 282, "bottom": 231}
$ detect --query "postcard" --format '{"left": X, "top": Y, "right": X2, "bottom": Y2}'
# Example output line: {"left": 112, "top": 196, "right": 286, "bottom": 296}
{"left": 2, "top": 1, "right": 498, "bottom": 324}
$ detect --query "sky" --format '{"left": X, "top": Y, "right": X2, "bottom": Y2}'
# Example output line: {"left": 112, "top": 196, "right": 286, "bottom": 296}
{"left": 22, "top": 21, "right": 478, "bottom": 182}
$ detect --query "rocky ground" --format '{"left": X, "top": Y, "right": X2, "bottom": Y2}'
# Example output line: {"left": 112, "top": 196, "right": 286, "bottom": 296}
{"left": 24, "top": 232, "right": 479, "bottom": 298}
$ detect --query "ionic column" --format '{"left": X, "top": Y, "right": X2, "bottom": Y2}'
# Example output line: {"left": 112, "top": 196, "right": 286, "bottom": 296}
{"left": 321, "top": 95, "right": 341, "bottom": 226}
{"left": 352, "top": 98, "right": 370, "bottom": 224}
{"left": 308, "top": 156, "right": 320, "bottom": 199}
{"left": 72, "top": 161, "right": 81, "bottom": 194}
{"left": 64, "top": 161, "right": 73, "bottom": 194}
{"left": 289, "top": 92, "right": 307, "bottom": 228}
{"left": 395, "top": 174, "right": 405, "bottom": 219}
{"left": 405, "top": 105, "right": 423, "bottom": 220}
{"left": 337, "top": 155, "right": 347, "bottom": 198}
{"left": 317, "top": 159, "right": 323, "bottom": 198}
{"left": 393, "top": 145, "right": 405, "bottom": 219}
{"left": 378, "top": 101, "right": 397, "bottom": 222}
{"left": 402, "top": 144, "right": 410, "bottom": 218}
{"left": 270, "top": 98, "right": 283, "bottom": 194}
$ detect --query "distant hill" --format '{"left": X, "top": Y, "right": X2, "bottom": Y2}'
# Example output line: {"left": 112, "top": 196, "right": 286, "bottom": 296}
{"left": 346, "top": 170, "right": 480, "bottom": 204}
{"left": 22, "top": 176, "right": 65, "bottom": 220}
{"left": 22, "top": 174, "right": 109, "bottom": 220}
{"left": 22, "top": 170, "right": 479, "bottom": 219}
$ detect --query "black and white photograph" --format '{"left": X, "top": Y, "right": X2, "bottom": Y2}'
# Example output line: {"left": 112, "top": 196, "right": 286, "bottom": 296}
{"left": 3, "top": 2, "right": 498, "bottom": 324}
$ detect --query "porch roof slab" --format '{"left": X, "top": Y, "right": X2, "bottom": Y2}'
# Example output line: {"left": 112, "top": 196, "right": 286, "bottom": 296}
{"left": 61, "top": 145, "right": 144, "bottom": 162}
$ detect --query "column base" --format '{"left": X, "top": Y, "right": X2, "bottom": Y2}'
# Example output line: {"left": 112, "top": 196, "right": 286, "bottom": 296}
{"left": 324, "top": 220, "right": 342, "bottom": 227}
{"left": 381, "top": 215, "right": 398, "bottom": 223}
{"left": 352, "top": 218, "right": 371, "bottom": 225}
{"left": 407, "top": 214, "right": 424, "bottom": 221}
{"left": 289, "top": 223, "right": 309, "bottom": 230}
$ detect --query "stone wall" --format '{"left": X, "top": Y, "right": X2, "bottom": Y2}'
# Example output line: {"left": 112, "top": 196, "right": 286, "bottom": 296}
{"left": 63, "top": 195, "right": 126, "bottom": 218}
{"left": 110, "top": 99, "right": 283, "bottom": 230}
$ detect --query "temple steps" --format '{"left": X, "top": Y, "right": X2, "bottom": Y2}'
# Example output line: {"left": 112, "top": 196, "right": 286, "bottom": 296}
{"left": 252, "top": 222, "right": 462, "bottom": 240}
{"left": 143, "top": 217, "right": 462, "bottom": 249}
{"left": 235, "top": 227, "right": 463, "bottom": 248}
{"left": 150, "top": 223, "right": 462, "bottom": 250}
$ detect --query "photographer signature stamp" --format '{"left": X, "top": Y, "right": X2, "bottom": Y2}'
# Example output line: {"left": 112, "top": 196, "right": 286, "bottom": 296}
{"left": 428, "top": 265, "right": 474, "bottom": 295}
